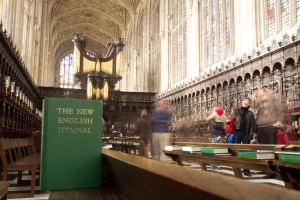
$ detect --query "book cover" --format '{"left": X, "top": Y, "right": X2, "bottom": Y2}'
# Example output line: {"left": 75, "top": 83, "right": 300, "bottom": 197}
{"left": 201, "top": 147, "right": 228, "bottom": 154}
{"left": 238, "top": 151, "right": 257, "bottom": 159}
{"left": 182, "top": 145, "right": 202, "bottom": 152}
{"left": 238, "top": 151, "right": 275, "bottom": 160}
{"left": 41, "top": 98, "right": 102, "bottom": 191}
{"left": 165, "top": 145, "right": 182, "bottom": 151}
{"left": 279, "top": 154, "right": 300, "bottom": 164}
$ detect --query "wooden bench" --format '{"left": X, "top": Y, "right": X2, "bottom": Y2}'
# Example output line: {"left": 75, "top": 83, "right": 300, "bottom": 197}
{"left": 0, "top": 138, "right": 40, "bottom": 198}
{"left": 0, "top": 182, "right": 8, "bottom": 200}
{"left": 163, "top": 142, "right": 300, "bottom": 190}
{"left": 102, "top": 148, "right": 300, "bottom": 200}
{"left": 108, "top": 139, "right": 149, "bottom": 158}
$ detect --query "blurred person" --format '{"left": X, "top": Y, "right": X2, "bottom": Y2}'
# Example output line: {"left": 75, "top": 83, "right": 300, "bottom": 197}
{"left": 206, "top": 107, "right": 227, "bottom": 169}
{"left": 206, "top": 106, "right": 227, "bottom": 130}
{"left": 109, "top": 125, "right": 117, "bottom": 135}
{"left": 135, "top": 109, "right": 152, "bottom": 151}
{"left": 118, "top": 128, "right": 123, "bottom": 137}
{"left": 102, "top": 118, "right": 105, "bottom": 136}
{"left": 255, "top": 88, "right": 283, "bottom": 179}
{"left": 151, "top": 100, "right": 172, "bottom": 161}
{"left": 233, "top": 97, "right": 257, "bottom": 176}
{"left": 255, "top": 88, "right": 283, "bottom": 144}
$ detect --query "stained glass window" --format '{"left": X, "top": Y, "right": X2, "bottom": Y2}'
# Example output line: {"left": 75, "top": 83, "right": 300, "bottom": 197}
{"left": 205, "top": 0, "right": 230, "bottom": 67}
{"left": 281, "top": 0, "right": 290, "bottom": 30}
{"left": 184, "top": 21, "right": 187, "bottom": 72}
{"left": 206, "top": 0, "right": 210, "bottom": 67}
{"left": 226, "top": 0, "right": 231, "bottom": 56}
{"left": 170, "top": 0, "right": 187, "bottom": 84}
{"left": 212, "top": 0, "right": 216, "bottom": 63}
{"left": 219, "top": 0, "right": 223, "bottom": 60}
{"left": 59, "top": 53, "right": 74, "bottom": 88}
{"left": 297, "top": 0, "right": 300, "bottom": 22}
{"left": 172, "top": 31, "right": 176, "bottom": 83}
{"left": 268, "top": 0, "right": 276, "bottom": 36}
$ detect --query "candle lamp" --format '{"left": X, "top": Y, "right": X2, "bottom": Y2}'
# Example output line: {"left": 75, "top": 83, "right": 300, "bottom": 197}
{"left": 19, "top": 90, "right": 23, "bottom": 105}
{"left": 22, "top": 93, "right": 25, "bottom": 104}
{"left": 16, "top": 86, "right": 19, "bottom": 102}
{"left": 24, "top": 96, "right": 28, "bottom": 110}
{"left": 30, "top": 101, "right": 33, "bottom": 112}
{"left": 10, "top": 82, "right": 15, "bottom": 99}
{"left": 22, "top": 93, "right": 25, "bottom": 107}
{"left": 4, "top": 76, "right": 10, "bottom": 95}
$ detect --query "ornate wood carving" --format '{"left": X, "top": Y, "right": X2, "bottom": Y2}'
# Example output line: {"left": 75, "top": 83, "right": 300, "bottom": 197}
{"left": 162, "top": 41, "right": 300, "bottom": 135}
{"left": 0, "top": 24, "right": 42, "bottom": 135}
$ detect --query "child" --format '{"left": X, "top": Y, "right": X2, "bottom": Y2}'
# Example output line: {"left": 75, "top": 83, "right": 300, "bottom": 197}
{"left": 206, "top": 106, "right": 227, "bottom": 130}
{"left": 206, "top": 107, "right": 227, "bottom": 169}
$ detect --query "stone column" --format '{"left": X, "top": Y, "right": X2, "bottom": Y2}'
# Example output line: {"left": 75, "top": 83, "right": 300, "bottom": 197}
{"left": 186, "top": 0, "right": 200, "bottom": 78}
{"left": 234, "top": 0, "right": 257, "bottom": 57}
{"left": 160, "top": 0, "right": 169, "bottom": 92}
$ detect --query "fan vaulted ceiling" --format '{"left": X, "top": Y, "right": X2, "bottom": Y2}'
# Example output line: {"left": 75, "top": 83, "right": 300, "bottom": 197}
{"left": 48, "top": 0, "right": 141, "bottom": 60}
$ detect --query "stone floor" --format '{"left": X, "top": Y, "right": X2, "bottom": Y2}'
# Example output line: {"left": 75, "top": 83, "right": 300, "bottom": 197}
{"left": 179, "top": 160, "right": 285, "bottom": 188}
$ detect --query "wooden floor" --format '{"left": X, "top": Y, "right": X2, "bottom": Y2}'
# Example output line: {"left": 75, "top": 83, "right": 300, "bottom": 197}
{"left": 2, "top": 170, "right": 124, "bottom": 200}
{"left": 48, "top": 185, "right": 125, "bottom": 200}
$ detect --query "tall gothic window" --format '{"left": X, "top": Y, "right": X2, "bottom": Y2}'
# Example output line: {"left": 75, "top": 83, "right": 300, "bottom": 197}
{"left": 268, "top": 0, "right": 294, "bottom": 37}
{"left": 212, "top": 0, "right": 216, "bottom": 63}
{"left": 170, "top": 0, "right": 187, "bottom": 84}
{"left": 205, "top": 0, "right": 231, "bottom": 68}
{"left": 225, "top": 0, "right": 231, "bottom": 57}
{"left": 206, "top": 0, "right": 210, "bottom": 67}
{"left": 59, "top": 53, "right": 74, "bottom": 88}
{"left": 281, "top": 0, "right": 290, "bottom": 30}
{"left": 219, "top": 0, "right": 224, "bottom": 60}
{"left": 268, "top": 0, "right": 276, "bottom": 36}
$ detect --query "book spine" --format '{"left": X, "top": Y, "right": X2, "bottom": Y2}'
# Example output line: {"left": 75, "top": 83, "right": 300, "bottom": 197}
{"left": 201, "top": 153, "right": 216, "bottom": 156}
{"left": 182, "top": 151, "right": 192, "bottom": 154}
{"left": 238, "top": 151, "right": 257, "bottom": 159}
{"left": 237, "top": 149, "right": 256, "bottom": 152}
{"left": 201, "top": 147, "right": 214, "bottom": 154}
{"left": 279, "top": 154, "right": 300, "bottom": 164}
{"left": 40, "top": 98, "right": 49, "bottom": 190}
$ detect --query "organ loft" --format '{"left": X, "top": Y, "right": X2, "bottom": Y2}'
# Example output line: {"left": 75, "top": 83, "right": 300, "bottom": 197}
{"left": 0, "top": 0, "right": 299, "bottom": 199}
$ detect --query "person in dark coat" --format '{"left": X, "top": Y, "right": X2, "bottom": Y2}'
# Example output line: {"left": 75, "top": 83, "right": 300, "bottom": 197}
{"left": 233, "top": 97, "right": 257, "bottom": 176}
{"left": 151, "top": 100, "right": 171, "bottom": 161}
{"left": 135, "top": 109, "right": 152, "bottom": 145}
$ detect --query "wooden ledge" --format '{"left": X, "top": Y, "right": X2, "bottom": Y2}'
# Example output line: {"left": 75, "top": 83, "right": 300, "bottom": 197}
{"left": 102, "top": 149, "right": 300, "bottom": 200}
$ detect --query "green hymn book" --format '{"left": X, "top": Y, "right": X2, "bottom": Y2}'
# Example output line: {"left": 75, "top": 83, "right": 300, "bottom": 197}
{"left": 40, "top": 98, "right": 102, "bottom": 191}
